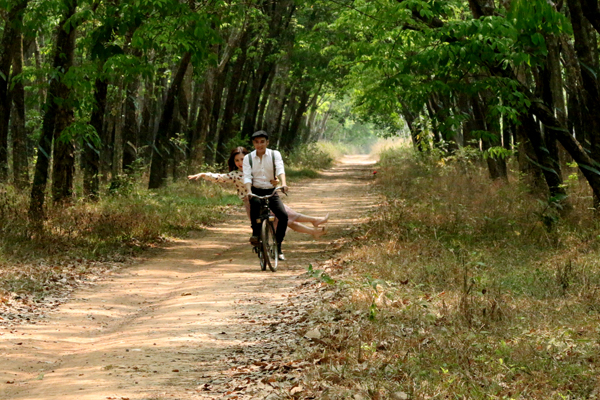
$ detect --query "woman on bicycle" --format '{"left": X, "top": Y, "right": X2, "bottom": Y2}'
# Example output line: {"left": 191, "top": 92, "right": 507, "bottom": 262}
{"left": 188, "top": 147, "right": 328, "bottom": 238}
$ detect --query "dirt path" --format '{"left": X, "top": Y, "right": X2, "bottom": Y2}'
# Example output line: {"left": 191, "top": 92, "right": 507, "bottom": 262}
{"left": 0, "top": 155, "right": 377, "bottom": 400}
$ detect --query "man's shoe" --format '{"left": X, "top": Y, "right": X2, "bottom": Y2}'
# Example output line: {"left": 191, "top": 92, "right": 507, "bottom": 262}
{"left": 277, "top": 243, "right": 285, "bottom": 261}
{"left": 249, "top": 236, "right": 260, "bottom": 246}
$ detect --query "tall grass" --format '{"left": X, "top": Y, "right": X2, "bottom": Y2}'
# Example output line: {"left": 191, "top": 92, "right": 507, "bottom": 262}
{"left": 295, "top": 146, "right": 600, "bottom": 399}
{"left": 284, "top": 142, "right": 337, "bottom": 178}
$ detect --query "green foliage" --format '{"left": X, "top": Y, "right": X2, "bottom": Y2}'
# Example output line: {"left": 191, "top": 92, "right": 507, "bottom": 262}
{"left": 307, "top": 263, "right": 335, "bottom": 285}
{"left": 284, "top": 142, "right": 335, "bottom": 172}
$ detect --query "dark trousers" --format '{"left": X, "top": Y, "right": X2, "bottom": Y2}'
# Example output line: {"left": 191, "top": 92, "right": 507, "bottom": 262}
{"left": 250, "top": 187, "right": 288, "bottom": 244}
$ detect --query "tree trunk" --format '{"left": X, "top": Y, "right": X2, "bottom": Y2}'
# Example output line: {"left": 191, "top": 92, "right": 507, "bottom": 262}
{"left": 29, "top": 0, "right": 77, "bottom": 221}
{"left": 148, "top": 52, "right": 191, "bottom": 189}
{"left": 217, "top": 43, "right": 250, "bottom": 161}
{"left": 122, "top": 27, "right": 142, "bottom": 173}
{"left": 139, "top": 73, "right": 156, "bottom": 161}
{"left": 523, "top": 111, "right": 567, "bottom": 200}
{"left": 561, "top": 35, "right": 586, "bottom": 146}
{"left": 532, "top": 101, "right": 600, "bottom": 203}
{"left": 122, "top": 78, "right": 140, "bottom": 172}
{"left": 471, "top": 94, "right": 506, "bottom": 180}
{"left": 272, "top": 85, "right": 290, "bottom": 145}
{"left": 10, "top": 30, "right": 28, "bottom": 189}
{"left": 192, "top": 66, "right": 215, "bottom": 166}
{"left": 0, "top": 0, "right": 29, "bottom": 181}
{"left": 281, "top": 89, "right": 310, "bottom": 151}
{"left": 256, "top": 68, "right": 275, "bottom": 131}
{"left": 567, "top": 0, "right": 600, "bottom": 207}
{"left": 82, "top": 63, "right": 108, "bottom": 199}
{"left": 51, "top": 106, "right": 75, "bottom": 203}
{"left": 402, "top": 108, "right": 424, "bottom": 151}
{"left": 205, "top": 62, "right": 229, "bottom": 165}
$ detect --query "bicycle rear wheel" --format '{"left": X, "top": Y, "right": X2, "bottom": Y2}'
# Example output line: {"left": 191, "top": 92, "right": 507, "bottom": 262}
{"left": 261, "top": 219, "right": 278, "bottom": 272}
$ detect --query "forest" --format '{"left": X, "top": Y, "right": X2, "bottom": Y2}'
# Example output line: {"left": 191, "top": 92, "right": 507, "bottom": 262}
{"left": 1, "top": 0, "right": 599, "bottom": 216}
{"left": 3, "top": 0, "right": 600, "bottom": 398}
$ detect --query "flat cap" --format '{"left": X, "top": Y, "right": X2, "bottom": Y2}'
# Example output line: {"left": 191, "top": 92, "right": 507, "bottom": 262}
{"left": 251, "top": 130, "right": 269, "bottom": 139}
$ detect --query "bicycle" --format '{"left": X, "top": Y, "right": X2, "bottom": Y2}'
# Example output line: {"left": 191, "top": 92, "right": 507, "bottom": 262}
{"left": 248, "top": 187, "right": 285, "bottom": 272}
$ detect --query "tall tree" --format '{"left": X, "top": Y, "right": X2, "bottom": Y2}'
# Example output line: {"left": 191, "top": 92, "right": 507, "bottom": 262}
{"left": 29, "top": 0, "right": 78, "bottom": 221}
{"left": 9, "top": 10, "right": 29, "bottom": 188}
{"left": 148, "top": 51, "right": 191, "bottom": 189}
{"left": 0, "top": 0, "right": 29, "bottom": 182}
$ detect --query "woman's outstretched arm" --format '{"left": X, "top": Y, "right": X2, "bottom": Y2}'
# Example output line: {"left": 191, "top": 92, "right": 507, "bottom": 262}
{"left": 188, "top": 172, "right": 234, "bottom": 183}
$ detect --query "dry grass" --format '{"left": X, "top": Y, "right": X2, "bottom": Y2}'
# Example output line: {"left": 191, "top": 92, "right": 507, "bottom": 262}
{"left": 0, "top": 180, "right": 239, "bottom": 298}
{"left": 291, "top": 146, "right": 600, "bottom": 399}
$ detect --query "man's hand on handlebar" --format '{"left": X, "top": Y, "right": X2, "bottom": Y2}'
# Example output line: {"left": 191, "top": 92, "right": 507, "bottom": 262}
{"left": 248, "top": 186, "right": 287, "bottom": 199}
{"left": 270, "top": 178, "right": 288, "bottom": 194}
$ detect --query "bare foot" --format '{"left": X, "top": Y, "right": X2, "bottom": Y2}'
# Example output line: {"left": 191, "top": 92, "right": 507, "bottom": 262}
{"left": 313, "top": 213, "right": 329, "bottom": 227}
{"left": 312, "top": 226, "right": 327, "bottom": 239}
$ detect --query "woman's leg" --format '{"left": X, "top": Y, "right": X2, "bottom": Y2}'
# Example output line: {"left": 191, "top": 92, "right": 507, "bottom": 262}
{"left": 294, "top": 212, "right": 329, "bottom": 227}
{"left": 288, "top": 221, "right": 326, "bottom": 238}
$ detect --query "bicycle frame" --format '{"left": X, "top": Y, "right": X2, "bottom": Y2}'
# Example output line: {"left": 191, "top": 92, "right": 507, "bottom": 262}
{"left": 248, "top": 187, "right": 285, "bottom": 272}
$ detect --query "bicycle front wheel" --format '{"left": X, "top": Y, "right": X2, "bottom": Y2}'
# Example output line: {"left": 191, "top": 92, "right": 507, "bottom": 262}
{"left": 261, "top": 219, "right": 278, "bottom": 272}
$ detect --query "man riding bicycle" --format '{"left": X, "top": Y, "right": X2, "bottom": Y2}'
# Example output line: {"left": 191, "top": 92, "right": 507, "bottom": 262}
{"left": 243, "top": 130, "right": 288, "bottom": 261}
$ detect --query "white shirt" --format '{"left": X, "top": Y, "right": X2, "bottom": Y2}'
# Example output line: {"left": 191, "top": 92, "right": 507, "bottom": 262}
{"left": 242, "top": 148, "right": 285, "bottom": 189}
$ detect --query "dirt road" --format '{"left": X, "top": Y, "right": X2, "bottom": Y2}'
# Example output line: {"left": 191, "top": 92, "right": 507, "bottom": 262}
{"left": 0, "top": 155, "right": 377, "bottom": 400}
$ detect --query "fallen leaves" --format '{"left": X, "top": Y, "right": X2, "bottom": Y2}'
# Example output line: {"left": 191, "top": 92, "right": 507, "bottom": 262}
{"left": 304, "top": 328, "right": 321, "bottom": 340}
{"left": 1, "top": 259, "right": 123, "bottom": 327}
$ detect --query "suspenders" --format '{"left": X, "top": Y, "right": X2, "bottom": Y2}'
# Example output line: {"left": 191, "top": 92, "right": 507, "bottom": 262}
{"left": 248, "top": 151, "right": 277, "bottom": 181}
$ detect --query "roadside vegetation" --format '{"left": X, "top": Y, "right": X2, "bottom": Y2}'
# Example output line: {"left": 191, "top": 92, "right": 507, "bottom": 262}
{"left": 0, "top": 179, "right": 239, "bottom": 297}
{"left": 294, "top": 145, "right": 600, "bottom": 399}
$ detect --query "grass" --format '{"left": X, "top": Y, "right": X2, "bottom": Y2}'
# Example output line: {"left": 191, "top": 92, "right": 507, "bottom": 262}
{"left": 293, "top": 145, "right": 600, "bottom": 399}
{"left": 0, "top": 179, "right": 239, "bottom": 297}
{"left": 284, "top": 142, "right": 339, "bottom": 177}
{"left": 284, "top": 140, "right": 374, "bottom": 178}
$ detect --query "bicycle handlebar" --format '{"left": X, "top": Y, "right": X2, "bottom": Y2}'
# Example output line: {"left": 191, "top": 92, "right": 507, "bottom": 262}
{"left": 247, "top": 186, "right": 287, "bottom": 200}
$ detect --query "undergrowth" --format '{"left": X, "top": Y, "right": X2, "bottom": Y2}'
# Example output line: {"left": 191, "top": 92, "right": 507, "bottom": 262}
{"left": 284, "top": 142, "right": 339, "bottom": 178}
{"left": 295, "top": 146, "right": 600, "bottom": 399}
{"left": 0, "top": 179, "right": 239, "bottom": 297}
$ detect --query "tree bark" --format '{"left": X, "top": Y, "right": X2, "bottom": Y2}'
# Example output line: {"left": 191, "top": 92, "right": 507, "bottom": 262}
{"left": 216, "top": 34, "right": 252, "bottom": 161}
{"left": 82, "top": 63, "right": 108, "bottom": 199}
{"left": 0, "top": 0, "right": 29, "bottom": 181}
{"left": 148, "top": 52, "right": 192, "bottom": 189}
{"left": 10, "top": 30, "right": 28, "bottom": 188}
{"left": 256, "top": 68, "right": 275, "bottom": 131}
{"left": 281, "top": 89, "right": 310, "bottom": 151}
{"left": 471, "top": 94, "right": 506, "bottom": 180}
{"left": 122, "top": 26, "right": 142, "bottom": 173}
{"left": 29, "top": 0, "right": 77, "bottom": 221}
{"left": 192, "top": 66, "right": 215, "bottom": 166}
{"left": 567, "top": 0, "right": 600, "bottom": 206}
{"left": 531, "top": 101, "right": 600, "bottom": 203}
{"left": 402, "top": 107, "right": 424, "bottom": 151}
{"left": 205, "top": 61, "right": 229, "bottom": 165}
{"left": 522, "top": 111, "right": 567, "bottom": 200}
{"left": 139, "top": 72, "right": 156, "bottom": 161}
